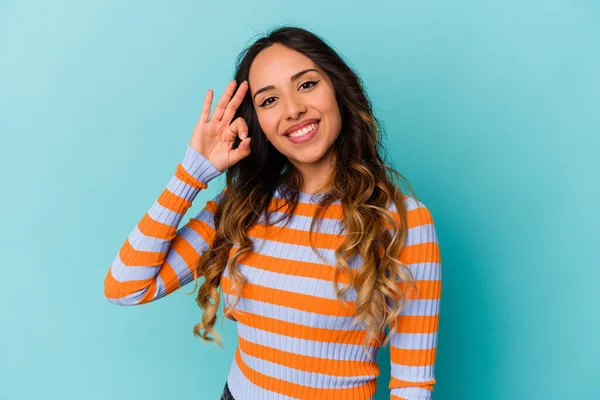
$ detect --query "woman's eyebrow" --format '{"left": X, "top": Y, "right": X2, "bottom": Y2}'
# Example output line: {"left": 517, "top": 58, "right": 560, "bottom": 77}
{"left": 252, "top": 68, "right": 319, "bottom": 101}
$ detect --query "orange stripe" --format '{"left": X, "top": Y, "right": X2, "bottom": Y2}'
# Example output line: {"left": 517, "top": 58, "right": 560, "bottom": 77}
{"left": 174, "top": 163, "right": 209, "bottom": 190}
{"left": 390, "top": 314, "right": 440, "bottom": 335}
{"left": 377, "top": 201, "right": 434, "bottom": 231}
{"left": 247, "top": 223, "right": 344, "bottom": 249}
{"left": 247, "top": 213, "right": 432, "bottom": 250}
{"left": 157, "top": 188, "right": 192, "bottom": 214}
{"left": 227, "top": 250, "right": 357, "bottom": 284}
{"left": 408, "top": 206, "right": 434, "bottom": 226}
{"left": 139, "top": 279, "right": 157, "bottom": 303}
{"left": 399, "top": 242, "right": 441, "bottom": 265}
{"left": 137, "top": 260, "right": 192, "bottom": 303}
{"left": 157, "top": 260, "right": 183, "bottom": 294}
{"left": 267, "top": 198, "right": 344, "bottom": 219}
{"left": 103, "top": 268, "right": 151, "bottom": 300}
{"left": 395, "top": 278, "right": 441, "bottom": 301}
{"left": 235, "top": 348, "right": 377, "bottom": 399}
{"left": 168, "top": 234, "right": 200, "bottom": 275}
{"left": 267, "top": 195, "right": 412, "bottom": 220}
{"left": 237, "top": 335, "right": 380, "bottom": 377}
{"left": 390, "top": 377, "right": 435, "bottom": 391}
{"left": 203, "top": 199, "right": 219, "bottom": 213}
{"left": 137, "top": 213, "right": 178, "bottom": 240}
{"left": 118, "top": 239, "right": 166, "bottom": 266}
{"left": 221, "top": 276, "right": 357, "bottom": 317}
{"left": 390, "top": 346, "right": 437, "bottom": 367}
{"left": 186, "top": 217, "right": 217, "bottom": 246}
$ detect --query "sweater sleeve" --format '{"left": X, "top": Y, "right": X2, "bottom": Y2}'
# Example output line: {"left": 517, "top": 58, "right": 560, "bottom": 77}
{"left": 104, "top": 145, "right": 225, "bottom": 306}
{"left": 388, "top": 198, "right": 442, "bottom": 400}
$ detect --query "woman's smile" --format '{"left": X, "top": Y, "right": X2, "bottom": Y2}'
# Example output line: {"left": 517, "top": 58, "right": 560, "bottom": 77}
{"left": 286, "top": 121, "right": 319, "bottom": 144}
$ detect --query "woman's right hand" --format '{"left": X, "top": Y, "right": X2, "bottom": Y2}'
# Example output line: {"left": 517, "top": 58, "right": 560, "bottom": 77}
{"left": 189, "top": 80, "right": 252, "bottom": 172}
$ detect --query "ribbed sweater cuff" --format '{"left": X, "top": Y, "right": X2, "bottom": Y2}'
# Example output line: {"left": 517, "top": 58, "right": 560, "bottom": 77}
{"left": 181, "top": 144, "right": 223, "bottom": 184}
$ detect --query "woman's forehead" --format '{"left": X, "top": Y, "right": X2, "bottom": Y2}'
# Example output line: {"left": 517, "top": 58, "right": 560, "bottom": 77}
{"left": 249, "top": 45, "right": 319, "bottom": 86}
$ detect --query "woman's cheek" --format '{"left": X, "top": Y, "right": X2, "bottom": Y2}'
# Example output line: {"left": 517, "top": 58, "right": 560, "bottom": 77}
{"left": 261, "top": 116, "right": 279, "bottom": 140}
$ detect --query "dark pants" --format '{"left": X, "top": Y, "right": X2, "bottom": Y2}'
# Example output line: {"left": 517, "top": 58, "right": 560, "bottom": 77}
{"left": 220, "top": 382, "right": 235, "bottom": 400}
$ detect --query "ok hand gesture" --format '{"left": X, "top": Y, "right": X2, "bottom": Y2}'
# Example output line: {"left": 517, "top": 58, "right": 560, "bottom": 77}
{"left": 189, "top": 80, "right": 252, "bottom": 172}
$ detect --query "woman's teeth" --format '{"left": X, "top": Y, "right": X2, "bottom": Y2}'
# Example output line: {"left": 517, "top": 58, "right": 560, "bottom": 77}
{"left": 289, "top": 122, "right": 318, "bottom": 138}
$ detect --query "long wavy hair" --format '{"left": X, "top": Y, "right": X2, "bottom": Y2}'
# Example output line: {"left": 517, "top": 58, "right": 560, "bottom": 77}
{"left": 186, "top": 25, "right": 421, "bottom": 358}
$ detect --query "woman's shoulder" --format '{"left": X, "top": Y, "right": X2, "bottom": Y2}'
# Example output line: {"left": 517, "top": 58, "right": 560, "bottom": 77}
{"left": 386, "top": 194, "right": 435, "bottom": 229}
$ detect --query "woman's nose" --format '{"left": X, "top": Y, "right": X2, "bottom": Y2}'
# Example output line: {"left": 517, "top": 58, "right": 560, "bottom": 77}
{"left": 283, "top": 97, "right": 307, "bottom": 120}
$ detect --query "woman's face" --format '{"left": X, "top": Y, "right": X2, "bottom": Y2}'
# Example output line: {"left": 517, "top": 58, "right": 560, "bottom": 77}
{"left": 248, "top": 43, "right": 342, "bottom": 168}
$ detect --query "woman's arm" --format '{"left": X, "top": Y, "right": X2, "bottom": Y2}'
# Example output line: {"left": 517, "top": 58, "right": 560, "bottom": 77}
{"left": 388, "top": 198, "right": 442, "bottom": 399}
{"left": 103, "top": 145, "right": 224, "bottom": 305}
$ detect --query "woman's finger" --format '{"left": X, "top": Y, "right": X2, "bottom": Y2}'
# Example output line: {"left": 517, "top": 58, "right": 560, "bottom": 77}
{"left": 199, "top": 88, "right": 213, "bottom": 123}
{"left": 227, "top": 117, "right": 249, "bottom": 141}
{"left": 220, "top": 80, "right": 248, "bottom": 126}
{"left": 211, "top": 80, "right": 238, "bottom": 122}
{"left": 227, "top": 137, "right": 252, "bottom": 165}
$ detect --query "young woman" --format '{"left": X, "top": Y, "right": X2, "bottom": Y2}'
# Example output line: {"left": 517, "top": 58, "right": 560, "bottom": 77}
{"left": 104, "top": 26, "right": 442, "bottom": 400}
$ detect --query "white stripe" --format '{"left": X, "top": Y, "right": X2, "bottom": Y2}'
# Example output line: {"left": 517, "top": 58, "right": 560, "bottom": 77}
{"left": 390, "top": 386, "right": 432, "bottom": 399}
{"left": 390, "top": 332, "right": 438, "bottom": 350}
{"left": 390, "top": 361, "right": 436, "bottom": 383}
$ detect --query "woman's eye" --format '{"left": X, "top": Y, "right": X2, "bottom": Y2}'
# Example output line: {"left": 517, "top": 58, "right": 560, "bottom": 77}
{"left": 300, "top": 80, "right": 319, "bottom": 90}
{"left": 259, "top": 97, "right": 276, "bottom": 107}
{"left": 258, "top": 80, "right": 320, "bottom": 107}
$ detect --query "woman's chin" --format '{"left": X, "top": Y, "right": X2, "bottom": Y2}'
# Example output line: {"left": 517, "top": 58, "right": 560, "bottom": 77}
{"left": 288, "top": 150, "right": 331, "bottom": 165}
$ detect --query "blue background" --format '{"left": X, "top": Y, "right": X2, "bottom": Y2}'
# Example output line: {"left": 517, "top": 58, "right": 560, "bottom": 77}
{"left": 1, "top": 1, "right": 598, "bottom": 399}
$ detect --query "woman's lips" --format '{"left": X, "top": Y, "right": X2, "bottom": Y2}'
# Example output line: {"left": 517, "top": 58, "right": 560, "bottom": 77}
{"left": 286, "top": 122, "right": 319, "bottom": 144}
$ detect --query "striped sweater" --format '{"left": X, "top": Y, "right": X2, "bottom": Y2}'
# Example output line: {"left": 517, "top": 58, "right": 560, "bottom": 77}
{"left": 104, "top": 145, "right": 442, "bottom": 400}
